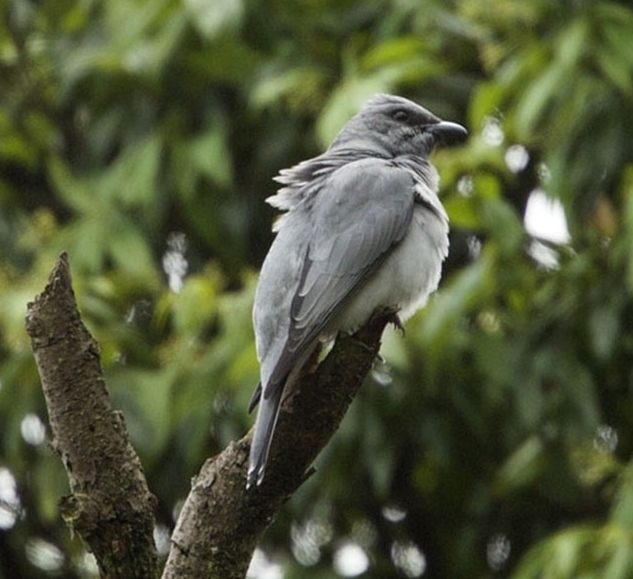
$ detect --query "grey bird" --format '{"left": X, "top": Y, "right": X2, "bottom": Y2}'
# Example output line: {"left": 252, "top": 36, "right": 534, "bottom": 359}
{"left": 247, "top": 94, "right": 467, "bottom": 488}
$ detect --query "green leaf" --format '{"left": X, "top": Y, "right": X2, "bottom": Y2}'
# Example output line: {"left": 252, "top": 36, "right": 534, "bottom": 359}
{"left": 602, "top": 523, "right": 633, "bottom": 578}
{"left": 444, "top": 196, "right": 480, "bottom": 229}
{"left": 65, "top": 217, "right": 108, "bottom": 273}
{"left": 48, "top": 157, "right": 97, "bottom": 214}
{"left": 589, "top": 303, "right": 620, "bottom": 360}
{"left": 421, "top": 257, "right": 492, "bottom": 351}
{"left": 494, "top": 436, "right": 544, "bottom": 495}
{"left": 103, "top": 134, "right": 162, "bottom": 207}
{"left": 622, "top": 167, "right": 633, "bottom": 291}
{"left": 516, "top": 62, "right": 567, "bottom": 136}
{"left": 183, "top": 0, "right": 243, "bottom": 39}
{"left": 172, "top": 274, "right": 219, "bottom": 335}
{"left": 478, "top": 197, "right": 524, "bottom": 254}
{"left": 250, "top": 67, "right": 327, "bottom": 110}
{"left": 189, "top": 125, "right": 233, "bottom": 188}
{"left": 117, "top": 368, "right": 175, "bottom": 459}
{"left": 361, "top": 37, "right": 443, "bottom": 84}
{"left": 612, "top": 463, "right": 633, "bottom": 529}
{"left": 108, "top": 220, "right": 157, "bottom": 280}
{"left": 316, "top": 76, "right": 395, "bottom": 147}
{"left": 469, "top": 82, "right": 505, "bottom": 128}
{"left": 595, "top": 47, "right": 633, "bottom": 96}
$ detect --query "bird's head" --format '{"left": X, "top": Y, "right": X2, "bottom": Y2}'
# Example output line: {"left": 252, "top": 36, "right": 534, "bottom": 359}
{"left": 329, "top": 94, "right": 467, "bottom": 158}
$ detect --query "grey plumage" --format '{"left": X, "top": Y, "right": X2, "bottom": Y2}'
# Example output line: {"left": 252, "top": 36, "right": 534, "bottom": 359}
{"left": 248, "top": 94, "right": 467, "bottom": 488}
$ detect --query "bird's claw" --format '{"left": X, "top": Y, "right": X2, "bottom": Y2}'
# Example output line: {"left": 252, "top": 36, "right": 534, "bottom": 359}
{"left": 369, "top": 307, "right": 405, "bottom": 336}
{"left": 388, "top": 313, "right": 405, "bottom": 336}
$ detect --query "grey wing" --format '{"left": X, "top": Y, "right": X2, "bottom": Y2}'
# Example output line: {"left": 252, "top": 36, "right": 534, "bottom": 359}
{"left": 266, "top": 159, "right": 416, "bottom": 391}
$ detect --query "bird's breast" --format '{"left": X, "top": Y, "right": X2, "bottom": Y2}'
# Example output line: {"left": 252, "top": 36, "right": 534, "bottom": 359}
{"left": 331, "top": 204, "right": 449, "bottom": 334}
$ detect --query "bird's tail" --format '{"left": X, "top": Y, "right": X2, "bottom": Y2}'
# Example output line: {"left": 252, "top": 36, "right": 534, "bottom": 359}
{"left": 247, "top": 384, "right": 283, "bottom": 488}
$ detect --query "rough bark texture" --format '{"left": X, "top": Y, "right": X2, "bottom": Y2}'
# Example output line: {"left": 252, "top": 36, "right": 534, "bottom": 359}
{"left": 162, "top": 316, "right": 388, "bottom": 579}
{"left": 25, "top": 253, "right": 159, "bottom": 579}
{"left": 27, "top": 254, "right": 389, "bottom": 579}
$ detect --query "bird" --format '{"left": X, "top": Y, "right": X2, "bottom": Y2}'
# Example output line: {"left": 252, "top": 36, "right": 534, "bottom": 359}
{"left": 247, "top": 93, "right": 467, "bottom": 488}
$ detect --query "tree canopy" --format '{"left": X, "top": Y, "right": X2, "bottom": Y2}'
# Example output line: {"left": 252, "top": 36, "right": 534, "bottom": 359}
{"left": 1, "top": 0, "right": 633, "bottom": 577}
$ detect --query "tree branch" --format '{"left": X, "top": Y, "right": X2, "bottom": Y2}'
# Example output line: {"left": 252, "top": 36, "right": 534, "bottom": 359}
{"left": 162, "top": 315, "right": 389, "bottom": 579}
{"left": 27, "top": 254, "right": 389, "bottom": 579}
{"left": 25, "top": 253, "right": 159, "bottom": 579}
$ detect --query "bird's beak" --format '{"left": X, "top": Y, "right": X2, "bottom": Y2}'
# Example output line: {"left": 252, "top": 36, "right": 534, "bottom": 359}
{"left": 429, "top": 121, "right": 468, "bottom": 146}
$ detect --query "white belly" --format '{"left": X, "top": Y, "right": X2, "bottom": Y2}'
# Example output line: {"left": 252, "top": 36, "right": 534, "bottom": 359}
{"left": 330, "top": 205, "right": 449, "bottom": 334}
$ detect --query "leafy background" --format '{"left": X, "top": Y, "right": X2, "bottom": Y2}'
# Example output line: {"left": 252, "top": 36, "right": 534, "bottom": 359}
{"left": 2, "top": 0, "right": 633, "bottom": 577}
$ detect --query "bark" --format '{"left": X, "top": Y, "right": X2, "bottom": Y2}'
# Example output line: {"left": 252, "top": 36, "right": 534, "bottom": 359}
{"left": 25, "top": 253, "right": 159, "bottom": 579}
{"left": 162, "top": 315, "right": 388, "bottom": 579}
{"left": 27, "top": 254, "right": 389, "bottom": 579}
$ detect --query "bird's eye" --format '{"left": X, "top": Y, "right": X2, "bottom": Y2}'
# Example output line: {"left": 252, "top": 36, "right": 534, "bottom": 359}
{"left": 392, "top": 109, "right": 410, "bottom": 122}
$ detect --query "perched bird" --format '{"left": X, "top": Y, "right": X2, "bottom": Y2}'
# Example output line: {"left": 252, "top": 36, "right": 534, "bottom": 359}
{"left": 247, "top": 94, "right": 467, "bottom": 488}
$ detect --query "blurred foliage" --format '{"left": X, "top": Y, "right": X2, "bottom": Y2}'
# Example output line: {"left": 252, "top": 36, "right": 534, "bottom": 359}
{"left": 1, "top": 0, "right": 633, "bottom": 577}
